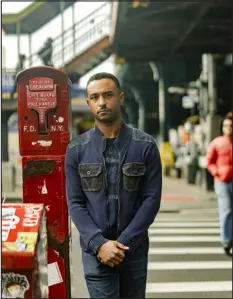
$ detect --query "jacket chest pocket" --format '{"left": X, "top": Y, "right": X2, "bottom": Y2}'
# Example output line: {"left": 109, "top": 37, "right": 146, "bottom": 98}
{"left": 78, "top": 163, "right": 103, "bottom": 192}
{"left": 122, "top": 163, "right": 146, "bottom": 192}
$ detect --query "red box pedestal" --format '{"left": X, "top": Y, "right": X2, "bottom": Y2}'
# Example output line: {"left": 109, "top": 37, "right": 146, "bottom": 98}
{"left": 22, "top": 156, "right": 70, "bottom": 298}
{"left": 2, "top": 203, "right": 48, "bottom": 298}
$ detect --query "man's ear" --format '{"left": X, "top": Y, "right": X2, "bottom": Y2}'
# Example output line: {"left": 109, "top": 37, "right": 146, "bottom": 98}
{"left": 120, "top": 92, "right": 124, "bottom": 106}
{"left": 86, "top": 99, "right": 91, "bottom": 109}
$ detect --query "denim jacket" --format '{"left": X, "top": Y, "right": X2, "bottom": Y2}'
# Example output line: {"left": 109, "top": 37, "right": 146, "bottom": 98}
{"left": 65, "top": 121, "right": 162, "bottom": 255}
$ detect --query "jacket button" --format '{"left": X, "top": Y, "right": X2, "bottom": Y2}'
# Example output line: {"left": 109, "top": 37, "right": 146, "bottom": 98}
{"left": 87, "top": 171, "right": 91, "bottom": 175}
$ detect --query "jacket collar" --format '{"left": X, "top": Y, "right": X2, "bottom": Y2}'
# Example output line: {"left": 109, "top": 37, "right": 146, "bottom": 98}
{"left": 91, "top": 119, "right": 132, "bottom": 153}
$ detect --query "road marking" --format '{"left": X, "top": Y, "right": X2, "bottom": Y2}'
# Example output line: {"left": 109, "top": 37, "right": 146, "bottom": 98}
{"left": 149, "top": 236, "right": 220, "bottom": 242}
{"left": 162, "top": 195, "right": 195, "bottom": 201}
{"left": 150, "top": 222, "right": 219, "bottom": 227}
{"left": 148, "top": 261, "right": 232, "bottom": 270}
{"left": 180, "top": 208, "right": 218, "bottom": 215}
{"left": 148, "top": 247, "right": 223, "bottom": 254}
{"left": 146, "top": 281, "right": 232, "bottom": 293}
{"left": 149, "top": 228, "right": 220, "bottom": 234}
{"left": 155, "top": 217, "right": 218, "bottom": 222}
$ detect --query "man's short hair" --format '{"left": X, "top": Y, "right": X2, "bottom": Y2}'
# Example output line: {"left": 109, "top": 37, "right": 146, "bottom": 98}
{"left": 86, "top": 72, "right": 121, "bottom": 92}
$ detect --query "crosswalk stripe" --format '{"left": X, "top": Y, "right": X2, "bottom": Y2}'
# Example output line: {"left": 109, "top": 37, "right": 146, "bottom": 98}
{"left": 157, "top": 213, "right": 218, "bottom": 217}
{"left": 150, "top": 222, "right": 219, "bottom": 227}
{"left": 180, "top": 208, "right": 218, "bottom": 215}
{"left": 146, "top": 281, "right": 232, "bottom": 293}
{"left": 149, "top": 228, "right": 220, "bottom": 234}
{"left": 148, "top": 247, "right": 223, "bottom": 254}
{"left": 148, "top": 261, "right": 232, "bottom": 270}
{"left": 155, "top": 217, "right": 218, "bottom": 222}
{"left": 149, "top": 236, "right": 220, "bottom": 242}
{"left": 146, "top": 208, "right": 231, "bottom": 297}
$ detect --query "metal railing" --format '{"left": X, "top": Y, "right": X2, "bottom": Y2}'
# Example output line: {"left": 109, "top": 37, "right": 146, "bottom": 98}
{"left": 24, "top": 3, "right": 111, "bottom": 69}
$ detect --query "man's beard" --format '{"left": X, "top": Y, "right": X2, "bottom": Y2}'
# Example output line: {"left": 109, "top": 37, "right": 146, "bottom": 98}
{"left": 95, "top": 111, "right": 119, "bottom": 124}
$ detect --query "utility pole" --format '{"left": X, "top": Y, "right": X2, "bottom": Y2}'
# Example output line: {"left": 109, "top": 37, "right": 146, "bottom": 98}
{"left": 149, "top": 61, "right": 174, "bottom": 175}
{"left": 206, "top": 54, "right": 221, "bottom": 144}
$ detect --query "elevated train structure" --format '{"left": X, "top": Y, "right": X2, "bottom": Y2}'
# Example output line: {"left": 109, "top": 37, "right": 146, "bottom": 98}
{"left": 2, "top": 1, "right": 232, "bottom": 190}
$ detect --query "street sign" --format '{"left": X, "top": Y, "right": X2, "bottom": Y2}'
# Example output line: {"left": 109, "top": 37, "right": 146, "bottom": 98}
{"left": 182, "top": 96, "right": 195, "bottom": 109}
{"left": 187, "top": 89, "right": 199, "bottom": 103}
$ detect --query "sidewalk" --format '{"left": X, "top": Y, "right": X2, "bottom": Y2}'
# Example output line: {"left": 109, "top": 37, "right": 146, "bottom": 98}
{"left": 1, "top": 176, "right": 219, "bottom": 298}
{"left": 2, "top": 176, "right": 217, "bottom": 209}
{"left": 160, "top": 176, "right": 217, "bottom": 212}
{"left": 1, "top": 186, "right": 23, "bottom": 203}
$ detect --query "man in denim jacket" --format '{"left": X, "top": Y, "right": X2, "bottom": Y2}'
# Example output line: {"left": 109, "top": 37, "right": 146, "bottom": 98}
{"left": 65, "top": 72, "right": 162, "bottom": 298}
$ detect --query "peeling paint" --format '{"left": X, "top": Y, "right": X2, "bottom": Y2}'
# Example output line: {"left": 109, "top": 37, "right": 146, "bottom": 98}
{"left": 31, "top": 140, "right": 52, "bottom": 147}
{"left": 38, "top": 140, "right": 52, "bottom": 147}
{"left": 41, "top": 180, "right": 48, "bottom": 194}
{"left": 54, "top": 250, "right": 60, "bottom": 257}
{"left": 45, "top": 205, "right": 51, "bottom": 212}
{"left": 56, "top": 117, "right": 64, "bottom": 123}
{"left": 38, "top": 186, "right": 42, "bottom": 194}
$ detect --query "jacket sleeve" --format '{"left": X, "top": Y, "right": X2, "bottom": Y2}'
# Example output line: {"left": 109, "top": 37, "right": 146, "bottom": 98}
{"left": 206, "top": 140, "right": 218, "bottom": 177}
{"left": 65, "top": 145, "right": 108, "bottom": 254}
{"left": 117, "top": 142, "right": 162, "bottom": 252}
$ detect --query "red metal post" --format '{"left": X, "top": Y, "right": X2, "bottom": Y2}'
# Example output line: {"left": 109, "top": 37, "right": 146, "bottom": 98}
{"left": 16, "top": 66, "right": 72, "bottom": 298}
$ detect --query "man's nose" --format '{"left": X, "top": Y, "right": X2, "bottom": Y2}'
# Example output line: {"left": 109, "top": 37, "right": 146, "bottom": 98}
{"left": 98, "top": 95, "right": 106, "bottom": 106}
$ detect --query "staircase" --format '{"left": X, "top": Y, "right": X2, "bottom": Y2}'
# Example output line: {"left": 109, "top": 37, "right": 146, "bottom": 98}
{"left": 24, "top": 3, "right": 111, "bottom": 75}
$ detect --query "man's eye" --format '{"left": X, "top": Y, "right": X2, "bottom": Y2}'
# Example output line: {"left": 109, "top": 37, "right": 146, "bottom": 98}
{"left": 105, "top": 93, "right": 113, "bottom": 98}
{"left": 90, "top": 96, "right": 98, "bottom": 100}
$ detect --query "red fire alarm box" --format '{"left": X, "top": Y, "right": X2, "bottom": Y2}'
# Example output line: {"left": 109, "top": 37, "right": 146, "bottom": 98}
{"left": 16, "top": 66, "right": 72, "bottom": 298}
{"left": 2, "top": 203, "right": 48, "bottom": 298}
{"left": 17, "top": 67, "right": 72, "bottom": 156}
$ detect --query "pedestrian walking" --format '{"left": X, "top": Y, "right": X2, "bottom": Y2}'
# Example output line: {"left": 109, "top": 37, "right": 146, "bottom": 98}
{"left": 206, "top": 114, "right": 232, "bottom": 256}
{"left": 37, "top": 37, "right": 53, "bottom": 66}
{"left": 65, "top": 72, "right": 162, "bottom": 298}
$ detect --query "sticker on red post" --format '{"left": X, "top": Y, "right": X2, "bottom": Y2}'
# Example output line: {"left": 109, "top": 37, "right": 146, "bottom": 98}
{"left": 48, "top": 262, "right": 63, "bottom": 287}
{"left": 27, "top": 78, "right": 57, "bottom": 133}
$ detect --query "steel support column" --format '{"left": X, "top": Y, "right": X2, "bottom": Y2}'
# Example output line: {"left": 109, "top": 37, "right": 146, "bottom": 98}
{"left": 28, "top": 34, "right": 32, "bottom": 67}
{"left": 130, "top": 86, "right": 145, "bottom": 131}
{"left": 206, "top": 54, "right": 221, "bottom": 144}
{"left": 157, "top": 63, "right": 169, "bottom": 143}
{"left": 149, "top": 61, "right": 169, "bottom": 143}
{"left": 16, "top": 22, "right": 21, "bottom": 63}
{"left": 150, "top": 61, "right": 173, "bottom": 175}
{"left": 2, "top": 111, "right": 14, "bottom": 162}
{"left": 208, "top": 54, "right": 217, "bottom": 116}
{"left": 60, "top": 1, "right": 65, "bottom": 66}
{"left": 72, "top": 3, "right": 76, "bottom": 57}
{"left": 124, "top": 102, "right": 138, "bottom": 128}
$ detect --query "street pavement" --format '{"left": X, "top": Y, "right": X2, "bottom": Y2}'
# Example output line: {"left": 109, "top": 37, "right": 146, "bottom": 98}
{"left": 70, "top": 176, "right": 232, "bottom": 298}
{"left": 146, "top": 208, "right": 232, "bottom": 298}
{"left": 3, "top": 175, "right": 231, "bottom": 298}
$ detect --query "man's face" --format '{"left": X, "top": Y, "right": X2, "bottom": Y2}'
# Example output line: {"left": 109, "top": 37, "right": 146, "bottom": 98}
{"left": 86, "top": 78, "right": 124, "bottom": 124}
{"left": 222, "top": 119, "right": 232, "bottom": 136}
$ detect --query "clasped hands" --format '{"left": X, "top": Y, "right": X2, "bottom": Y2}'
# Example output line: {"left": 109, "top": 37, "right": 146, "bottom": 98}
{"left": 97, "top": 240, "right": 129, "bottom": 267}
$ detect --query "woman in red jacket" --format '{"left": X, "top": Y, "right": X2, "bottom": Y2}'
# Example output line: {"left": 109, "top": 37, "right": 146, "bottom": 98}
{"left": 206, "top": 115, "right": 232, "bottom": 256}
